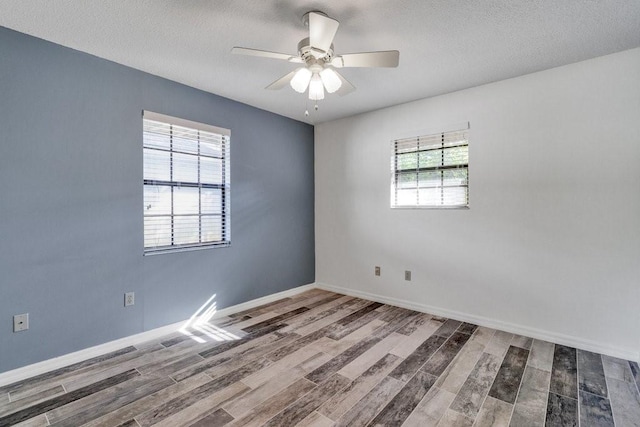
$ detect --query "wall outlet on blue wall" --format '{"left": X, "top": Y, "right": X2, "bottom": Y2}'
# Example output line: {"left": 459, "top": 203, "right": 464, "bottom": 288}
{"left": 13, "top": 313, "right": 29, "bottom": 332}
{"left": 124, "top": 292, "right": 135, "bottom": 307}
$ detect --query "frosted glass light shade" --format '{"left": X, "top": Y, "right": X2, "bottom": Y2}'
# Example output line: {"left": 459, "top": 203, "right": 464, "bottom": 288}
{"left": 319, "top": 68, "right": 342, "bottom": 93}
{"left": 308, "top": 74, "right": 325, "bottom": 100}
{"left": 290, "top": 68, "right": 312, "bottom": 93}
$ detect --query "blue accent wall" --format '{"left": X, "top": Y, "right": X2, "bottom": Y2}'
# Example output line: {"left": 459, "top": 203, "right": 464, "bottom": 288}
{"left": 0, "top": 27, "right": 315, "bottom": 373}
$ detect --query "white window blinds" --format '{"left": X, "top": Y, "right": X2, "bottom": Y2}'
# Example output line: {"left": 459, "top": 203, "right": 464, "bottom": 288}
{"left": 143, "top": 111, "right": 230, "bottom": 254}
{"left": 391, "top": 128, "right": 469, "bottom": 208}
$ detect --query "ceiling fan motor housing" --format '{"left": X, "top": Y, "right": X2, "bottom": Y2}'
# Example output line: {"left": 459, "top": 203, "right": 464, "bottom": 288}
{"left": 297, "top": 37, "right": 334, "bottom": 64}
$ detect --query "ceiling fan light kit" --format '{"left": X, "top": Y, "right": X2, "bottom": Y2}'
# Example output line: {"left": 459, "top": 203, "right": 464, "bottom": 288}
{"left": 232, "top": 10, "right": 399, "bottom": 114}
{"left": 290, "top": 67, "right": 312, "bottom": 93}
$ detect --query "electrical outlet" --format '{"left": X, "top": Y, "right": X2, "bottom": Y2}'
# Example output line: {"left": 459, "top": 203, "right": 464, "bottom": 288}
{"left": 13, "top": 313, "right": 29, "bottom": 332}
{"left": 405, "top": 270, "right": 412, "bottom": 281}
{"left": 375, "top": 266, "right": 381, "bottom": 276}
{"left": 124, "top": 292, "right": 135, "bottom": 307}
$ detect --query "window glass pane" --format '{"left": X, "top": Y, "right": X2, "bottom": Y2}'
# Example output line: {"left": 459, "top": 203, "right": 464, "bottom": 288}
{"left": 201, "top": 157, "right": 223, "bottom": 184}
{"left": 395, "top": 189, "right": 417, "bottom": 206}
{"left": 173, "top": 216, "right": 200, "bottom": 245}
{"left": 143, "top": 149, "right": 171, "bottom": 181}
{"left": 201, "top": 136, "right": 223, "bottom": 158}
{"left": 418, "top": 149, "right": 443, "bottom": 168}
{"left": 442, "top": 168, "right": 468, "bottom": 186}
{"left": 418, "top": 188, "right": 442, "bottom": 206}
{"left": 418, "top": 170, "right": 441, "bottom": 187}
{"left": 143, "top": 121, "right": 170, "bottom": 149}
{"left": 442, "top": 187, "right": 468, "bottom": 205}
{"left": 173, "top": 153, "right": 199, "bottom": 183}
{"left": 172, "top": 125, "right": 199, "bottom": 155}
{"left": 443, "top": 146, "right": 468, "bottom": 166}
{"left": 174, "top": 187, "right": 199, "bottom": 215}
{"left": 144, "top": 216, "right": 172, "bottom": 247}
{"left": 396, "top": 171, "right": 417, "bottom": 189}
{"left": 144, "top": 185, "right": 171, "bottom": 215}
{"left": 202, "top": 215, "right": 222, "bottom": 242}
{"left": 201, "top": 189, "right": 222, "bottom": 214}
{"left": 395, "top": 152, "right": 417, "bottom": 170}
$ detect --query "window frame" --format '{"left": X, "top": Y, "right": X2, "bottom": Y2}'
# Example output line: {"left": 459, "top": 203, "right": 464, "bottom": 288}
{"left": 142, "top": 111, "right": 230, "bottom": 255}
{"left": 390, "top": 124, "right": 469, "bottom": 209}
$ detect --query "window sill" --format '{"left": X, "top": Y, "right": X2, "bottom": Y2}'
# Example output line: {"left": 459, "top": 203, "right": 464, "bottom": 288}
{"left": 144, "top": 242, "right": 231, "bottom": 256}
{"left": 391, "top": 205, "right": 469, "bottom": 210}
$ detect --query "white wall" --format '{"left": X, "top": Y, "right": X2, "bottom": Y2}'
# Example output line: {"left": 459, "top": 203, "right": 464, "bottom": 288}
{"left": 315, "top": 48, "right": 640, "bottom": 360}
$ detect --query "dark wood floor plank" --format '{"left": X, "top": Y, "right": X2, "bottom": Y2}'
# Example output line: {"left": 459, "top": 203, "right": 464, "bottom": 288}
{"left": 578, "top": 349, "right": 608, "bottom": 397}
{"left": 0, "top": 370, "right": 139, "bottom": 427}
{"left": 171, "top": 333, "right": 282, "bottom": 382}
{"left": 47, "top": 374, "right": 174, "bottom": 426}
{"left": 262, "top": 374, "right": 350, "bottom": 427}
{"left": 305, "top": 335, "right": 384, "bottom": 384}
{"left": 388, "top": 334, "right": 447, "bottom": 382}
{"left": 198, "top": 324, "right": 284, "bottom": 359}
{"left": 144, "top": 381, "right": 248, "bottom": 427}
{"left": 265, "top": 328, "right": 331, "bottom": 362}
{"left": 204, "top": 334, "right": 299, "bottom": 380}
{"left": 421, "top": 331, "right": 472, "bottom": 377}
{"left": 579, "top": 390, "right": 614, "bottom": 426}
{"left": 487, "top": 345, "right": 529, "bottom": 404}
{"left": 433, "top": 319, "right": 462, "bottom": 338}
{"left": 333, "top": 302, "right": 384, "bottom": 327}
{"left": 305, "top": 308, "right": 418, "bottom": 384}
{"left": 457, "top": 322, "right": 479, "bottom": 335}
{"left": 0, "top": 346, "right": 137, "bottom": 397}
{"left": 327, "top": 309, "right": 383, "bottom": 340}
{"left": 396, "top": 313, "right": 432, "bottom": 336}
{"left": 160, "top": 329, "right": 212, "bottom": 348}
{"left": 135, "top": 358, "right": 270, "bottom": 426}
{"left": 368, "top": 370, "right": 437, "bottom": 426}
{"left": 0, "top": 385, "right": 65, "bottom": 417}
{"left": 227, "top": 378, "right": 317, "bottom": 427}
{"left": 449, "top": 352, "right": 501, "bottom": 419}
{"left": 81, "top": 373, "right": 212, "bottom": 427}
{"left": 278, "top": 296, "right": 358, "bottom": 333}
{"left": 227, "top": 298, "right": 292, "bottom": 319}
{"left": 630, "top": 361, "right": 640, "bottom": 394}
{"left": 550, "top": 344, "right": 578, "bottom": 399}
{"left": 241, "top": 307, "right": 310, "bottom": 333}
{"left": 334, "top": 376, "right": 404, "bottom": 427}
{"left": 190, "top": 408, "right": 234, "bottom": 427}
{"left": 318, "top": 353, "right": 401, "bottom": 420}
{"left": 545, "top": 392, "right": 578, "bottom": 427}
{"left": 302, "top": 292, "right": 345, "bottom": 310}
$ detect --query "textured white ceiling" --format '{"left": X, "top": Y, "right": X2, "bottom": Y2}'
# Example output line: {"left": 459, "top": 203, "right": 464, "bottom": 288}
{"left": 1, "top": 0, "right": 639, "bottom": 124}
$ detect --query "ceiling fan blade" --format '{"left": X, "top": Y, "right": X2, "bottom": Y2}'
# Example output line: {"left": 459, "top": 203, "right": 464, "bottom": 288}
{"left": 309, "top": 12, "right": 339, "bottom": 53}
{"left": 232, "top": 47, "right": 297, "bottom": 62}
{"left": 333, "top": 51, "right": 400, "bottom": 68}
{"left": 265, "top": 70, "right": 297, "bottom": 90}
{"left": 334, "top": 71, "right": 355, "bottom": 96}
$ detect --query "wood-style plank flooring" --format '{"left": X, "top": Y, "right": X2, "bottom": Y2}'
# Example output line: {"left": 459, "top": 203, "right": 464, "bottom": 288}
{"left": 1, "top": 289, "right": 639, "bottom": 426}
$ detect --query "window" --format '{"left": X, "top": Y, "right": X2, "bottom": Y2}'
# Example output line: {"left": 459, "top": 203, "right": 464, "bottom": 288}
{"left": 143, "top": 111, "right": 230, "bottom": 254}
{"left": 391, "top": 127, "right": 469, "bottom": 208}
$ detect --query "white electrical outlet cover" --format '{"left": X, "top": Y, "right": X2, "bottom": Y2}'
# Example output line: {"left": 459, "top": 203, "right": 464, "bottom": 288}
{"left": 124, "top": 292, "right": 135, "bottom": 307}
{"left": 14, "top": 313, "right": 29, "bottom": 332}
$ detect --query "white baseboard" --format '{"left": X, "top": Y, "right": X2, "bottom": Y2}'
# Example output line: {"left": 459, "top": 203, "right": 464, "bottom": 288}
{"left": 0, "top": 283, "right": 316, "bottom": 387}
{"left": 316, "top": 282, "right": 640, "bottom": 363}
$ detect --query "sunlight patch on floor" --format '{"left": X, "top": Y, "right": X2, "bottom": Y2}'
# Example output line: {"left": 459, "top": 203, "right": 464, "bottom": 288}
{"left": 178, "top": 294, "right": 241, "bottom": 343}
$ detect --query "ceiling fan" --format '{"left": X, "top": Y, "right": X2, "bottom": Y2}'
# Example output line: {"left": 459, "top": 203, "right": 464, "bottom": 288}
{"left": 232, "top": 11, "right": 399, "bottom": 106}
